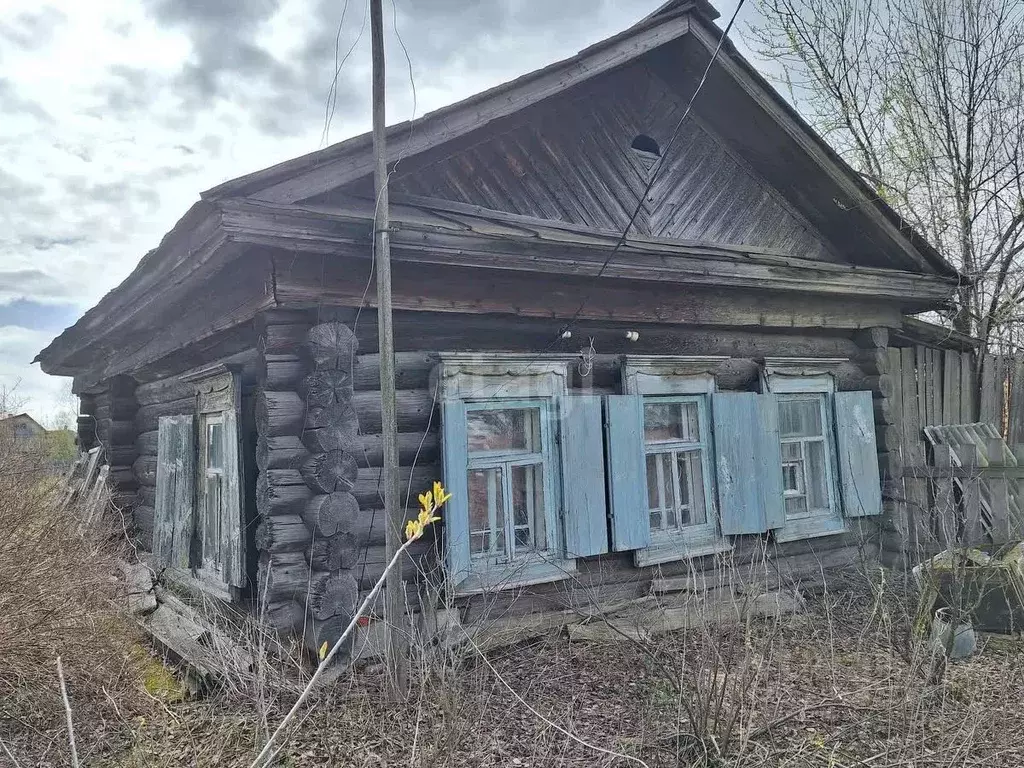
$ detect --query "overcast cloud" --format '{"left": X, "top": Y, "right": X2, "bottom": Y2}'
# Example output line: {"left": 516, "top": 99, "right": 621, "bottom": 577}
{"left": 0, "top": 0, "right": 750, "bottom": 422}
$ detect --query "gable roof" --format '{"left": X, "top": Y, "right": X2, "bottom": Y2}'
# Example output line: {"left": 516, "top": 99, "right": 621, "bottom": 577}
{"left": 201, "top": 0, "right": 954, "bottom": 278}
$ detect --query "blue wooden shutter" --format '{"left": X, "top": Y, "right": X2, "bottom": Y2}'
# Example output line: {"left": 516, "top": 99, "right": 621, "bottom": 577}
{"left": 604, "top": 395, "right": 649, "bottom": 551}
{"left": 441, "top": 401, "right": 471, "bottom": 585}
{"left": 559, "top": 396, "right": 609, "bottom": 557}
{"left": 712, "top": 393, "right": 783, "bottom": 534}
{"left": 154, "top": 415, "right": 196, "bottom": 570}
{"left": 833, "top": 390, "right": 882, "bottom": 517}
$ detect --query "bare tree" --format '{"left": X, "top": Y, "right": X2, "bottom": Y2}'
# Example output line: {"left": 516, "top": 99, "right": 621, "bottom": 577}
{"left": 749, "top": 0, "right": 1024, "bottom": 348}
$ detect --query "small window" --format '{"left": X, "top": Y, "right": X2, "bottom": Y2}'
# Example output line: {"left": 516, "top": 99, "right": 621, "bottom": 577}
{"left": 630, "top": 134, "right": 661, "bottom": 171}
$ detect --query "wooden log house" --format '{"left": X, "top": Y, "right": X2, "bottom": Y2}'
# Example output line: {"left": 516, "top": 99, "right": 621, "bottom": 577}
{"left": 36, "top": 1, "right": 961, "bottom": 653}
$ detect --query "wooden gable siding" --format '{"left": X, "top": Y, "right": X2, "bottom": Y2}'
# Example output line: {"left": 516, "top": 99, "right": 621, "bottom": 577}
{"left": 386, "top": 67, "right": 840, "bottom": 263}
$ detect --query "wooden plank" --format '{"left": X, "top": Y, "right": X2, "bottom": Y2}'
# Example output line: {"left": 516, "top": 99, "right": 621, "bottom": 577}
{"left": 960, "top": 351, "right": 976, "bottom": 423}
{"left": 942, "top": 350, "right": 960, "bottom": 424}
{"left": 440, "top": 402, "right": 471, "bottom": 585}
{"left": 979, "top": 353, "right": 1001, "bottom": 428}
{"left": 834, "top": 392, "right": 882, "bottom": 518}
{"left": 559, "top": 396, "right": 610, "bottom": 558}
{"left": 900, "top": 348, "right": 928, "bottom": 554}
{"left": 988, "top": 477, "right": 1010, "bottom": 542}
{"left": 931, "top": 444, "right": 956, "bottom": 546}
{"left": 1010, "top": 356, "right": 1024, "bottom": 445}
{"left": 604, "top": 395, "right": 649, "bottom": 551}
{"left": 154, "top": 415, "right": 196, "bottom": 571}
{"left": 961, "top": 454, "right": 982, "bottom": 544}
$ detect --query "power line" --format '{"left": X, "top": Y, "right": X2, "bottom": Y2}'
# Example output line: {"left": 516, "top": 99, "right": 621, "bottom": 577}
{"left": 557, "top": 0, "right": 748, "bottom": 340}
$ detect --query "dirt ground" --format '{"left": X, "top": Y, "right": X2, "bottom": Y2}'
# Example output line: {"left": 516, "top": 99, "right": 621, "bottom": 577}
{"left": 6, "top": 586, "right": 1022, "bottom": 768}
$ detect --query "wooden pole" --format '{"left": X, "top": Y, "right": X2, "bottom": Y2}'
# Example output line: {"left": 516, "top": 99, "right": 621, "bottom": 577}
{"left": 370, "top": 0, "right": 407, "bottom": 698}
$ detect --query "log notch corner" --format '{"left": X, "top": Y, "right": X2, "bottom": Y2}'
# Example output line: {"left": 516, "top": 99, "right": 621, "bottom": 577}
{"left": 255, "top": 312, "right": 362, "bottom": 653}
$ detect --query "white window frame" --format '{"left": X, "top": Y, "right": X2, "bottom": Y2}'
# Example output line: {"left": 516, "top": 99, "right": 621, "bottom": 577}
{"left": 437, "top": 354, "right": 578, "bottom": 594}
{"left": 764, "top": 370, "right": 845, "bottom": 542}
{"left": 623, "top": 356, "right": 731, "bottom": 566}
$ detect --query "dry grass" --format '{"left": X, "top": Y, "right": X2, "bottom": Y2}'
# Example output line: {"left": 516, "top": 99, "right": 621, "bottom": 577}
{"left": 97, "top": 572, "right": 1024, "bottom": 768}
{"left": 0, "top": 437, "right": 150, "bottom": 766}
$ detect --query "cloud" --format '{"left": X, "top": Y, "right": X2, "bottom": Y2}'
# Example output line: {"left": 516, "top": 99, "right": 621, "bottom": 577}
{"left": 0, "top": 78, "right": 53, "bottom": 123}
{"left": 0, "top": 5, "right": 67, "bottom": 51}
{"left": 0, "top": 325, "right": 72, "bottom": 421}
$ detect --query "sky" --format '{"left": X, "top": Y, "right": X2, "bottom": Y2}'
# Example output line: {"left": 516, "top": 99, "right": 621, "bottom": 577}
{"left": 0, "top": 0, "right": 753, "bottom": 424}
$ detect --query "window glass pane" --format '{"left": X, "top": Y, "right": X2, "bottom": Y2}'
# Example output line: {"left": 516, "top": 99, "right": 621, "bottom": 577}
{"left": 806, "top": 440, "right": 829, "bottom": 510}
{"left": 510, "top": 463, "right": 545, "bottom": 553}
{"left": 778, "top": 398, "right": 823, "bottom": 438}
{"left": 468, "top": 467, "right": 505, "bottom": 556}
{"left": 785, "top": 495, "right": 808, "bottom": 517}
{"left": 207, "top": 422, "right": 223, "bottom": 470}
{"left": 677, "top": 450, "right": 707, "bottom": 526}
{"left": 645, "top": 452, "right": 672, "bottom": 530}
{"left": 644, "top": 402, "right": 700, "bottom": 443}
{"left": 467, "top": 408, "right": 541, "bottom": 453}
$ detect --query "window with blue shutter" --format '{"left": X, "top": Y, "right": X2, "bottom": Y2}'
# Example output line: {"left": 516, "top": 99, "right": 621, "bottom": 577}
{"left": 437, "top": 356, "right": 578, "bottom": 595}
{"left": 764, "top": 373, "right": 847, "bottom": 541}
{"left": 618, "top": 358, "right": 730, "bottom": 565}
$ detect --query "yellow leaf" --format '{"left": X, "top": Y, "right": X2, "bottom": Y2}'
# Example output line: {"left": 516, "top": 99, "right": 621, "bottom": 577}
{"left": 405, "top": 519, "right": 422, "bottom": 541}
{"left": 318, "top": 641, "right": 328, "bottom": 661}
{"left": 418, "top": 491, "right": 433, "bottom": 513}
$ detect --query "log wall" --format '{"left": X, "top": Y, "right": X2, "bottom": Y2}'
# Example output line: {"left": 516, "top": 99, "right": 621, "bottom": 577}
{"left": 254, "top": 311, "right": 382, "bottom": 652}
{"left": 78, "top": 375, "right": 139, "bottom": 512}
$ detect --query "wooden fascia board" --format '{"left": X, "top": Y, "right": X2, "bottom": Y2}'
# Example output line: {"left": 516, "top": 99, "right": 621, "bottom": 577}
{"left": 36, "top": 217, "right": 234, "bottom": 375}
{"left": 211, "top": 14, "right": 691, "bottom": 205}
{"left": 686, "top": 21, "right": 953, "bottom": 278}
{"left": 218, "top": 199, "right": 957, "bottom": 305}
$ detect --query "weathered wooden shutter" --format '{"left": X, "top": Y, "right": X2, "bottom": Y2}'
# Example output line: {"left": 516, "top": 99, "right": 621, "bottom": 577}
{"left": 712, "top": 393, "right": 784, "bottom": 534}
{"left": 441, "top": 401, "right": 471, "bottom": 585}
{"left": 833, "top": 390, "right": 882, "bottom": 517}
{"left": 154, "top": 415, "right": 196, "bottom": 570}
{"left": 604, "top": 395, "right": 650, "bottom": 552}
{"left": 559, "top": 396, "right": 609, "bottom": 557}
{"left": 220, "top": 408, "right": 246, "bottom": 586}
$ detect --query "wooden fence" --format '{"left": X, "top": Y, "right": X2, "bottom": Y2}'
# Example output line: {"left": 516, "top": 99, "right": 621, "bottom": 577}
{"left": 888, "top": 346, "right": 1024, "bottom": 552}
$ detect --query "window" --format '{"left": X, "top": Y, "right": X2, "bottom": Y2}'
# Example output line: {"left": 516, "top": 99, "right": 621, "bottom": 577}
{"left": 466, "top": 403, "right": 550, "bottom": 563}
{"left": 619, "top": 356, "right": 730, "bottom": 565}
{"left": 153, "top": 368, "right": 245, "bottom": 600}
{"left": 438, "top": 355, "right": 585, "bottom": 594}
{"left": 644, "top": 399, "right": 710, "bottom": 533}
{"left": 764, "top": 371, "right": 844, "bottom": 541}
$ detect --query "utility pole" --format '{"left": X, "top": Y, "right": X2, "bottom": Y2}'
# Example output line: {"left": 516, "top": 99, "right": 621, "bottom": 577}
{"left": 370, "top": 0, "right": 407, "bottom": 698}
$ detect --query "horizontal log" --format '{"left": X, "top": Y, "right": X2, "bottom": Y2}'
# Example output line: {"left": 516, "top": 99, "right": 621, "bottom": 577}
{"left": 95, "top": 399, "right": 139, "bottom": 421}
{"left": 134, "top": 378, "right": 195, "bottom": 406}
{"left": 256, "top": 515, "right": 313, "bottom": 553}
{"left": 260, "top": 358, "right": 308, "bottom": 390}
{"left": 263, "top": 468, "right": 305, "bottom": 487}
{"left": 95, "top": 419, "right": 135, "bottom": 447}
{"left": 261, "top": 323, "right": 311, "bottom": 355}
{"left": 133, "top": 455, "right": 157, "bottom": 487}
{"left": 358, "top": 431, "right": 438, "bottom": 467}
{"left": 353, "top": 465, "right": 438, "bottom": 509}
{"left": 256, "top": 390, "right": 304, "bottom": 437}
{"left": 257, "top": 553, "right": 312, "bottom": 603}
{"left": 262, "top": 600, "right": 305, "bottom": 634}
{"left": 302, "top": 492, "right": 359, "bottom": 537}
{"left": 352, "top": 352, "right": 434, "bottom": 391}
{"left": 307, "top": 322, "right": 358, "bottom": 370}
{"left": 136, "top": 429, "right": 159, "bottom": 456}
{"left": 135, "top": 397, "right": 195, "bottom": 432}
{"left": 713, "top": 358, "right": 760, "bottom": 391}
{"left": 276, "top": 254, "right": 905, "bottom": 330}
{"left": 138, "top": 485, "right": 155, "bottom": 507}
{"left": 107, "top": 445, "right": 139, "bottom": 467}
{"left": 301, "top": 450, "right": 359, "bottom": 493}
{"left": 308, "top": 569, "right": 359, "bottom": 620}
{"left": 306, "top": 533, "right": 359, "bottom": 570}
{"left": 135, "top": 505, "right": 154, "bottom": 550}
{"left": 352, "top": 389, "right": 434, "bottom": 434}
{"left": 257, "top": 474, "right": 312, "bottom": 517}
{"left": 302, "top": 613, "right": 352, "bottom": 655}
{"left": 109, "top": 466, "right": 138, "bottom": 489}
{"left": 256, "top": 434, "right": 310, "bottom": 471}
